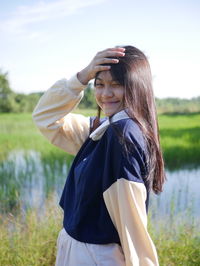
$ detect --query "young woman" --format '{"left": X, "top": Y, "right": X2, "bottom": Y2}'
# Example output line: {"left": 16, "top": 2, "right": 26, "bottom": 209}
{"left": 33, "top": 46, "right": 165, "bottom": 266}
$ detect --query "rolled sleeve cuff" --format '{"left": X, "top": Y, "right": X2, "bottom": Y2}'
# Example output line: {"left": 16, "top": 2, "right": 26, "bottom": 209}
{"left": 67, "top": 74, "right": 88, "bottom": 94}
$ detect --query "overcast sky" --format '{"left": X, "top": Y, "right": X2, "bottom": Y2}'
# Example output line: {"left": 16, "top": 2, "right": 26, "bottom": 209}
{"left": 0, "top": 0, "right": 200, "bottom": 98}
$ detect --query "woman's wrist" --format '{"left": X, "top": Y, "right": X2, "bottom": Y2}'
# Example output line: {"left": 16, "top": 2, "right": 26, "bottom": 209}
{"left": 77, "top": 68, "right": 90, "bottom": 85}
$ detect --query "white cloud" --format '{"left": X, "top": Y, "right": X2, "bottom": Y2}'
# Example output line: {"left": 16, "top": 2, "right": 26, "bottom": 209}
{"left": 0, "top": 0, "right": 105, "bottom": 36}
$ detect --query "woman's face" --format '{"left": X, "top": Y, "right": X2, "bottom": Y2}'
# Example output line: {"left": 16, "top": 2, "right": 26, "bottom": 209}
{"left": 95, "top": 71, "right": 125, "bottom": 117}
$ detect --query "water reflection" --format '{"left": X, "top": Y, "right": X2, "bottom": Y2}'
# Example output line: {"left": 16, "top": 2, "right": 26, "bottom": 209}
{"left": 149, "top": 168, "right": 200, "bottom": 220}
{"left": 1, "top": 150, "right": 200, "bottom": 222}
{"left": 0, "top": 150, "right": 68, "bottom": 212}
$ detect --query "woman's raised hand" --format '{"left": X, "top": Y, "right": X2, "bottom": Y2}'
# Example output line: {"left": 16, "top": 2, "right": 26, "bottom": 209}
{"left": 77, "top": 47, "right": 125, "bottom": 85}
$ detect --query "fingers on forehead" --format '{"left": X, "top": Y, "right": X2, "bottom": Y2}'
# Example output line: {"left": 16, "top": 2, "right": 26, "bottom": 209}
{"left": 107, "top": 47, "right": 125, "bottom": 51}
{"left": 99, "top": 47, "right": 125, "bottom": 55}
{"left": 99, "top": 51, "right": 125, "bottom": 60}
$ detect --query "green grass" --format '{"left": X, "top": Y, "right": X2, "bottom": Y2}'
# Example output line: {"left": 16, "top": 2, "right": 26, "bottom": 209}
{"left": 149, "top": 221, "right": 200, "bottom": 265}
{"left": 0, "top": 196, "right": 199, "bottom": 266}
{"left": 0, "top": 110, "right": 96, "bottom": 164}
{"left": 158, "top": 113, "right": 200, "bottom": 169}
{"left": 0, "top": 196, "right": 62, "bottom": 266}
{"left": 0, "top": 112, "right": 73, "bottom": 163}
{"left": 0, "top": 111, "right": 200, "bottom": 169}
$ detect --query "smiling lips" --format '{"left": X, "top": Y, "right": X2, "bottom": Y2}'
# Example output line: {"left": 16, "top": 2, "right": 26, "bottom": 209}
{"left": 102, "top": 101, "right": 119, "bottom": 104}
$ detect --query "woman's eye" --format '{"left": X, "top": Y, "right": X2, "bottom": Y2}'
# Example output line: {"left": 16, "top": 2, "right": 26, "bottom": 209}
{"left": 112, "top": 83, "right": 121, "bottom": 87}
{"left": 96, "top": 84, "right": 103, "bottom": 88}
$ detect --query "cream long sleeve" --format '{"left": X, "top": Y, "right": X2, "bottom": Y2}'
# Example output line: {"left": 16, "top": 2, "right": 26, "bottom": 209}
{"left": 32, "top": 75, "right": 90, "bottom": 155}
{"left": 103, "top": 179, "right": 159, "bottom": 266}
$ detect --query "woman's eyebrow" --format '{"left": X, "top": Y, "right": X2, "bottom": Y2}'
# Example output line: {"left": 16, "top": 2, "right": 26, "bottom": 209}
{"left": 96, "top": 77, "right": 119, "bottom": 82}
{"left": 95, "top": 77, "right": 103, "bottom": 81}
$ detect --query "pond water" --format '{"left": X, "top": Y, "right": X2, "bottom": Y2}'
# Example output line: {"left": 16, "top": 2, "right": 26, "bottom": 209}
{"left": 1, "top": 150, "right": 200, "bottom": 223}
{"left": 150, "top": 168, "right": 200, "bottom": 223}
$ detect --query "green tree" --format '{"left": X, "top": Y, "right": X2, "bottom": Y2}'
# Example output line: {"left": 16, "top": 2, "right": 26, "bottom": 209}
{"left": 79, "top": 83, "right": 97, "bottom": 109}
{"left": 15, "top": 92, "right": 42, "bottom": 112}
{"left": 0, "top": 70, "right": 18, "bottom": 112}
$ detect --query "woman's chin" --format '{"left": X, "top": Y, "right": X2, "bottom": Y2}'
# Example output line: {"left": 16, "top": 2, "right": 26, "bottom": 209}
{"left": 103, "top": 108, "right": 123, "bottom": 117}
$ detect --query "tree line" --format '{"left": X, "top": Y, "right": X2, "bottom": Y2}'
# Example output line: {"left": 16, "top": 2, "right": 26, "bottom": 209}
{"left": 0, "top": 70, "right": 199, "bottom": 114}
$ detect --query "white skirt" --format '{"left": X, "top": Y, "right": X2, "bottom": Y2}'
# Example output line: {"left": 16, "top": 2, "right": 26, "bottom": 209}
{"left": 55, "top": 228, "right": 125, "bottom": 266}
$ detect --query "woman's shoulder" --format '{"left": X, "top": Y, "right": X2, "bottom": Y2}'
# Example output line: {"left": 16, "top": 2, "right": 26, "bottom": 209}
{"left": 107, "top": 118, "right": 146, "bottom": 152}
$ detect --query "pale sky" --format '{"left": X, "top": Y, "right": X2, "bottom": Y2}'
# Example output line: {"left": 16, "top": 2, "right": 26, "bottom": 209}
{"left": 0, "top": 0, "right": 199, "bottom": 98}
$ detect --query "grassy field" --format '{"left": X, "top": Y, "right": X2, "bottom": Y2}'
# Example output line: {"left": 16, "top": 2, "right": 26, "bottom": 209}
{"left": 0, "top": 111, "right": 199, "bottom": 169}
{"left": 0, "top": 195, "right": 199, "bottom": 266}
{"left": 158, "top": 113, "right": 200, "bottom": 169}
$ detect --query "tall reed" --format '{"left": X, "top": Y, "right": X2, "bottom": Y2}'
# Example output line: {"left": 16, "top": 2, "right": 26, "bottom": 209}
{"left": 0, "top": 195, "right": 62, "bottom": 266}
{"left": 0, "top": 196, "right": 199, "bottom": 265}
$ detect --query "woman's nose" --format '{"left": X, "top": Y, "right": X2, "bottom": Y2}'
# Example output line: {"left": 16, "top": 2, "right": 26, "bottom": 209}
{"left": 102, "top": 86, "right": 113, "bottom": 97}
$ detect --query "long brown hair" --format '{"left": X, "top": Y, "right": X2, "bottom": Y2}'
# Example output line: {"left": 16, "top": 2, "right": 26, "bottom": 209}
{"left": 94, "top": 45, "right": 166, "bottom": 194}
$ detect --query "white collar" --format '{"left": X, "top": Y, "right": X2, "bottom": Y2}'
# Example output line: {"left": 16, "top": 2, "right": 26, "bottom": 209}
{"left": 89, "top": 110, "right": 129, "bottom": 141}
